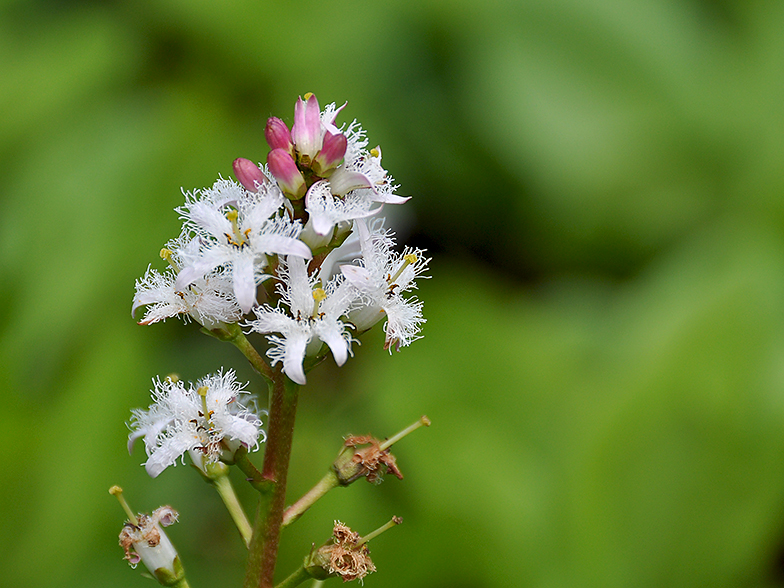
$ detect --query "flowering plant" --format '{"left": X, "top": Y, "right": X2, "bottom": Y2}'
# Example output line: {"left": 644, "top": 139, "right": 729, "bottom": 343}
{"left": 112, "top": 94, "right": 430, "bottom": 588}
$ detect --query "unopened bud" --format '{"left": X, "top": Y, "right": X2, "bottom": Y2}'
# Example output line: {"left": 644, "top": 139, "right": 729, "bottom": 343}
{"left": 312, "top": 131, "right": 347, "bottom": 176}
{"left": 233, "top": 158, "right": 266, "bottom": 192}
{"left": 265, "top": 117, "right": 294, "bottom": 154}
{"left": 291, "top": 93, "right": 323, "bottom": 166}
{"left": 267, "top": 148, "right": 306, "bottom": 199}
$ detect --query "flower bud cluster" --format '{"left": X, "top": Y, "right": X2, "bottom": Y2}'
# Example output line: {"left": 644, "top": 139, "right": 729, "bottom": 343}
{"left": 133, "top": 94, "right": 430, "bottom": 385}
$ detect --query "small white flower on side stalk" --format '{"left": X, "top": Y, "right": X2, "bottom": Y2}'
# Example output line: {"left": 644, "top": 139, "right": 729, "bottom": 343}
{"left": 119, "top": 506, "right": 180, "bottom": 574}
{"left": 340, "top": 219, "right": 429, "bottom": 352}
{"left": 128, "top": 370, "right": 264, "bottom": 478}
{"left": 174, "top": 177, "right": 312, "bottom": 313}
{"left": 245, "top": 255, "right": 358, "bottom": 385}
{"left": 132, "top": 234, "right": 242, "bottom": 328}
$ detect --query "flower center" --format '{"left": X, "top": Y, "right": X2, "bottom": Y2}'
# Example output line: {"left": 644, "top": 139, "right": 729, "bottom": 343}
{"left": 311, "top": 287, "right": 327, "bottom": 319}
{"left": 191, "top": 385, "right": 220, "bottom": 457}
{"left": 385, "top": 254, "right": 417, "bottom": 298}
{"left": 224, "top": 210, "right": 251, "bottom": 248}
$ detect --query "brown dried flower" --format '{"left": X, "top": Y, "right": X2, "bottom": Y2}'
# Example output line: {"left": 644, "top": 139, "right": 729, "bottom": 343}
{"left": 337, "top": 435, "right": 403, "bottom": 485}
{"left": 322, "top": 521, "right": 377, "bottom": 583}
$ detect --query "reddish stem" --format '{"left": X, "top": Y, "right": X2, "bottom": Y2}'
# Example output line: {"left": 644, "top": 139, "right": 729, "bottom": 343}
{"left": 244, "top": 367, "right": 299, "bottom": 588}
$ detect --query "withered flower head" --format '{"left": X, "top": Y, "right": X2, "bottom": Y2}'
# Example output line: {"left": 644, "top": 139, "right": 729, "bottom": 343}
{"left": 335, "top": 435, "right": 403, "bottom": 485}
{"left": 306, "top": 521, "right": 377, "bottom": 583}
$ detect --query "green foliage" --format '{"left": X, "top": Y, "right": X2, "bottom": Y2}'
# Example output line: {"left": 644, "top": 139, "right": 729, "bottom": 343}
{"left": 3, "top": 1, "right": 784, "bottom": 587}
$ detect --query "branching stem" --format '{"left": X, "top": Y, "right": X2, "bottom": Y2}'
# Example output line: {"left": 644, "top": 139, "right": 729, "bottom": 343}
{"left": 281, "top": 470, "right": 340, "bottom": 528}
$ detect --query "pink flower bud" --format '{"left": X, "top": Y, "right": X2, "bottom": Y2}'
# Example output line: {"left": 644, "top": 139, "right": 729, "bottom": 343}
{"left": 312, "top": 131, "right": 347, "bottom": 176}
{"left": 232, "top": 158, "right": 266, "bottom": 192}
{"left": 265, "top": 117, "right": 293, "bottom": 154}
{"left": 267, "top": 148, "right": 306, "bottom": 199}
{"left": 291, "top": 94, "right": 322, "bottom": 166}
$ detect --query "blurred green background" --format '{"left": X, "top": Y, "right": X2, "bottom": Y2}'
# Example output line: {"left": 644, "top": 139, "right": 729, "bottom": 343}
{"left": 3, "top": 0, "right": 784, "bottom": 587}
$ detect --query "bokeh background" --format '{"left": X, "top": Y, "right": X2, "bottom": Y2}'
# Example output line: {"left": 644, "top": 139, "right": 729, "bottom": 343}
{"left": 4, "top": 1, "right": 784, "bottom": 587}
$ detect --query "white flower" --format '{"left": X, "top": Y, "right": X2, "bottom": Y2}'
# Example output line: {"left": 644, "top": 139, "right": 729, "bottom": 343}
{"left": 340, "top": 219, "right": 429, "bottom": 351}
{"left": 119, "top": 506, "right": 180, "bottom": 576}
{"left": 304, "top": 113, "right": 409, "bottom": 239}
{"left": 245, "top": 256, "right": 358, "bottom": 385}
{"left": 128, "top": 370, "right": 264, "bottom": 478}
{"left": 132, "top": 233, "right": 242, "bottom": 327}
{"left": 174, "top": 177, "right": 312, "bottom": 313}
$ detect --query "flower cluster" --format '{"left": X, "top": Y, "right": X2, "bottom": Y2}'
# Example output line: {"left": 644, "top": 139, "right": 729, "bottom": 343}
{"left": 133, "top": 93, "right": 429, "bottom": 385}
{"left": 128, "top": 370, "right": 263, "bottom": 478}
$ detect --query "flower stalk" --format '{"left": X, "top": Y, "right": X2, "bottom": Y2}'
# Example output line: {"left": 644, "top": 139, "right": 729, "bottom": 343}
{"left": 245, "top": 370, "right": 300, "bottom": 588}
{"left": 203, "top": 322, "right": 275, "bottom": 384}
{"left": 281, "top": 471, "right": 340, "bottom": 529}
{"left": 275, "top": 565, "right": 311, "bottom": 588}
{"left": 203, "top": 462, "right": 253, "bottom": 548}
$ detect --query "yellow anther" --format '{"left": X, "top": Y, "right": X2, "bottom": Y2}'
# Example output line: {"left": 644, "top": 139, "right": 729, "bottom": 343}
{"left": 403, "top": 253, "right": 418, "bottom": 264}
{"left": 304, "top": 92, "right": 314, "bottom": 100}
{"left": 159, "top": 249, "right": 181, "bottom": 272}
{"left": 370, "top": 147, "right": 381, "bottom": 158}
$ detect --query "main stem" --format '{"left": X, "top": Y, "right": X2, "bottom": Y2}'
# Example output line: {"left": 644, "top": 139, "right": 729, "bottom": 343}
{"left": 244, "top": 367, "right": 299, "bottom": 588}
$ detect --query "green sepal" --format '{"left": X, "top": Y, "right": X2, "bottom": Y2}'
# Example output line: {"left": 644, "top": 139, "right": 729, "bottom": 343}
{"left": 152, "top": 556, "right": 185, "bottom": 586}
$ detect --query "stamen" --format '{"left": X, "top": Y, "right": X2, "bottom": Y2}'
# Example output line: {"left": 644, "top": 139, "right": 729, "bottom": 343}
{"left": 224, "top": 209, "right": 248, "bottom": 248}
{"left": 197, "top": 386, "right": 211, "bottom": 428}
{"left": 109, "top": 486, "right": 139, "bottom": 527}
{"left": 388, "top": 254, "right": 418, "bottom": 286}
{"left": 160, "top": 248, "right": 180, "bottom": 272}
{"left": 312, "top": 287, "right": 327, "bottom": 317}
